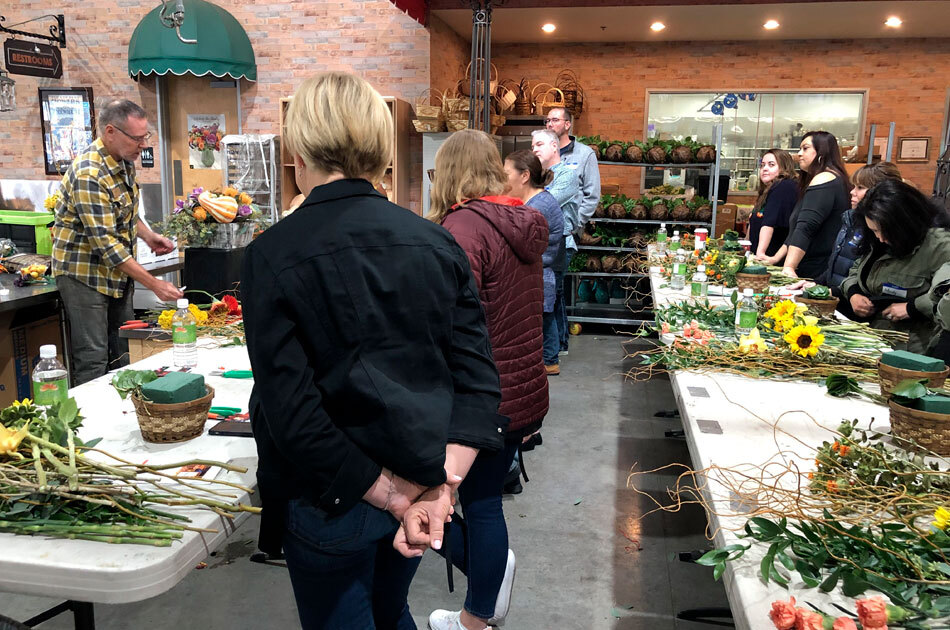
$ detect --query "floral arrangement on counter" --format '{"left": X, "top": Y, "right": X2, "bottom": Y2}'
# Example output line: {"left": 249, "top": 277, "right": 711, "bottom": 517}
{"left": 0, "top": 398, "right": 259, "bottom": 545}
{"left": 12, "top": 263, "right": 50, "bottom": 287}
{"left": 43, "top": 191, "right": 61, "bottom": 211}
{"left": 163, "top": 187, "right": 269, "bottom": 249}
{"left": 151, "top": 292, "right": 244, "bottom": 346}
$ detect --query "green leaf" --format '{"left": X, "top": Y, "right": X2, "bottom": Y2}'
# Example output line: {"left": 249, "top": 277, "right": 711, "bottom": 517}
{"left": 841, "top": 570, "right": 869, "bottom": 597}
{"left": 713, "top": 562, "right": 726, "bottom": 581}
{"left": 695, "top": 549, "right": 728, "bottom": 566}
{"left": 819, "top": 567, "right": 841, "bottom": 592}
{"left": 890, "top": 379, "right": 929, "bottom": 399}
{"left": 750, "top": 517, "right": 783, "bottom": 540}
{"left": 776, "top": 550, "right": 796, "bottom": 571}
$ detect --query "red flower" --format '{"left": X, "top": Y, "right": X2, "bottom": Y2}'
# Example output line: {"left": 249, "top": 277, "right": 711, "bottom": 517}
{"left": 222, "top": 294, "right": 242, "bottom": 316}
{"left": 795, "top": 610, "right": 824, "bottom": 630}
{"left": 856, "top": 598, "right": 887, "bottom": 627}
{"left": 769, "top": 597, "right": 797, "bottom": 630}
{"left": 833, "top": 618, "right": 858, "bottom": 630}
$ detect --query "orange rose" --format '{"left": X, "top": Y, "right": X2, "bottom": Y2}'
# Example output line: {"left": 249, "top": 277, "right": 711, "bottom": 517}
{"left": 768, "top": 597, "right": 797, "bottom": 630}
{"left": 856, "top": 598, "right": 888, "bottom": 628}
{"left": 198, "top": 139, "right": 205, "bottom": 149}
{"left": 193, "top": 207, "right": 208, "bottom": 221}
{"left": 238, "top": 192, "right": 253, "bottom": 205}
{"left": 223, "top": 187, "right": 239, "bottom": 197}
{"left": 795, "top": 610, "right": 824, "bottom": 630}
{"left": 833, "top": 618, "right": 858, "bottom": 630}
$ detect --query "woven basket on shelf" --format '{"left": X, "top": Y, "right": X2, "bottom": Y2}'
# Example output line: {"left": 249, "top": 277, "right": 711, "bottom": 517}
{"left": 414, "top": 88, "right": 444, "bottom": 122}
{"left": 734, "top": 272, "right": 770, "bottom": 294}
{"left": 412, "top": 119, "right": 444, "bottom": 133}
{"left": 532, "top": 83, "right": 566, "bottom": 116}
{"left": 131, "top": 385, "right": 214, "bottom": 443}
{"left": 795, "top": 296, "right": 839, "bottom": 317}
{"left": 459, "top": 60, "right": 498, "bottom": 97}
{"left": 888, "top": 399, "right": 950, "bottom": 456}
{"left": 878, "top": 360, "right": 950, "bottom": 396}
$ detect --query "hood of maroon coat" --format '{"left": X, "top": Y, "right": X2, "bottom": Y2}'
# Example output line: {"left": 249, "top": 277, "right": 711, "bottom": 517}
{"left": 455, "top": 196, "right": 548, "bottom": 265}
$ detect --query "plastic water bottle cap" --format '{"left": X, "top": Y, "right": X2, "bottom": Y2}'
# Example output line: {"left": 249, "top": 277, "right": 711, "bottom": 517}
{"left": 177, "top": 298, "right": 189, "bottom": 309}
{"left": 40, "top": 345, "right": 57, "bottom": 359}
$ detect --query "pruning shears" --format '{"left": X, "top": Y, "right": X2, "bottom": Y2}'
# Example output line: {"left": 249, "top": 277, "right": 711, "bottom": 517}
{"left": 209, "top": 406, "right": 243, "bottom": 420}
{"left": 120, "top": 319, "right": 150, "bottom": 330}
{"left": 209, "top": 369, "right": 253, "bottom": 379}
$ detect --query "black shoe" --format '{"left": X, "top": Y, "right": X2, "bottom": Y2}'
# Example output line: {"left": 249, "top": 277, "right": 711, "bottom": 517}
{"left": 521, "top": 433, "right": 543, "bottom": 452}
{"left": 503, "top": 480, "right": 523, "bottom": 495}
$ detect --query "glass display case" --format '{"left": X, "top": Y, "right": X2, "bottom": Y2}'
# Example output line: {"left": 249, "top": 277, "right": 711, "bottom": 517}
{"left": 647, "top": 91, "right": 866, "bottom": 195}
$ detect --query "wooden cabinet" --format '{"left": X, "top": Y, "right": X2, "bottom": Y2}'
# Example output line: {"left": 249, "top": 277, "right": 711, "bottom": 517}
{"left": 278, "top": 96, "right": 410, "bottom": 213}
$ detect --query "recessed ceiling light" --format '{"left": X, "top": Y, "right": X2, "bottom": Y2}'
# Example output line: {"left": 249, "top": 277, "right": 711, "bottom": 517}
{"left": 885, "top": 16, "right": 902, "bottom": 27}
{"left": 650, "top": 21, "right": 666, "bottom": 32}
{"left": 541, "top": 23, "right": 556, "bottom": 33}
{"left": 763, "top": 19, "right": 780, "bottom": 30}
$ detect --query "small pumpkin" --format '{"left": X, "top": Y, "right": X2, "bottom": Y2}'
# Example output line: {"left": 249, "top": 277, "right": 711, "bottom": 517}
{"left": 198, "top": 191, "right": 238, "bottom": 223}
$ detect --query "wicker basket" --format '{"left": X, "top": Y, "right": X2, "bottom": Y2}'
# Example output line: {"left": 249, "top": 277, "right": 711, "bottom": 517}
{"left": 445, "top": 118, "right": 469, "bottom": 132}
{"left": 412, "top": 119, "right": 444, "bottom": 133}
{"left": 459, "top": 60, "right": 498, "bottom": 97}
{"left": 532, "top": 84, "right": 566, "bottom": 116}
{"left": 414, "top": 88, "right": 444, "bottom": 121}
{"left": 795, "top": 296, "right": 839, "bottom": 317}
{"left": 888, "top": 399, "right": 950, "bottom": 456}
{"left": 131, "top": 385, "right": 215, "bottom": 443}
{"left": 878, "top": 360, "right": 950, "bottom": 396}
{"left": 735, "top": 272, "right": 770, "bottom": 294}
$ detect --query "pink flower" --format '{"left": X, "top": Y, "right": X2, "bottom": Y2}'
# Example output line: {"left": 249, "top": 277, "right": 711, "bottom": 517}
{"left": 795, "top": 610, "right": 824, "bottom": 630}
{"left": 832, "top": 618, "right": 857, "bottom": 630}
{"left": 768, "top": 597, "right": 797, "bottom": 630}
{"left": 856, "top": 598, "right": 887, "bottom": 628}
{"left": 661, "top": 322, "right": 670, "bottom": 334}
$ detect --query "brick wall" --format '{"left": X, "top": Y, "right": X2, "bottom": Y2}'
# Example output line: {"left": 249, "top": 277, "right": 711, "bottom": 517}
{"left": 1, "top": 0, "right": 429, "bottom": 208}
{"left": 491, "top": 37, "right": 950, "bottom": 193}
{"left": 429, "top": 15, "right": 471, "bottom": 95}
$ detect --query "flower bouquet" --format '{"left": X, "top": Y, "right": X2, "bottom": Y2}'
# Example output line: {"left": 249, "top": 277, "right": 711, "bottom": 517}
{"left": 188, "top": 123, "right": 223, "bottom": 168}
{"left": 163, "top": 187, "right": 269, "bottom": 249}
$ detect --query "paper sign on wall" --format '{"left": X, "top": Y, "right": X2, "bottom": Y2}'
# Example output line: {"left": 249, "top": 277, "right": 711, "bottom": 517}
{"left": 187, "top": 114, "right": 225, "bottom": 170}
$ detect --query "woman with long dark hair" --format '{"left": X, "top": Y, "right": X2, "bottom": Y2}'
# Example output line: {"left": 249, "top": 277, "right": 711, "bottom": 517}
{"left": 841, "top": 179, "right": 950, "bottom": 352}
{"left": 771, "top": 131, "right": 851, "bottom": 278}
{"left": 749, "top": 148, "right": 798, "bottom": 260}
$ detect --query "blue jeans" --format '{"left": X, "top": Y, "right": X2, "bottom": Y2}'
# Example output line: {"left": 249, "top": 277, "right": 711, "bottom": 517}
{"left": 436, "top": 441, "right": 518, "bottom": 620}
{"left": 542, "top": 311, "right": 559, "bottom": 365}
{"left": 555, "top": 252, "right": 573, "bottom": 352}
{"left": 282, "top": 499, "right": 421, "bottom": 630}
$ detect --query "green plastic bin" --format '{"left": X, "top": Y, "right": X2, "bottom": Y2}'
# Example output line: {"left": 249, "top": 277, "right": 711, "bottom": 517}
{"left": 0, "top": 210, "right": 55, "bottom": 255}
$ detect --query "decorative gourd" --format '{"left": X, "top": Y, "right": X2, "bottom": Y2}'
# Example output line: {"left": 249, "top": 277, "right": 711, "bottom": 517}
{"left": 198, "top": 191, "right": 238, "bottom": 223}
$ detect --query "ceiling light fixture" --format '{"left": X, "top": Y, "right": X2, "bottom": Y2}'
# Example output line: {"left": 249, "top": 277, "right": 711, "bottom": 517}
{"left": 541, "top": 23, "right": 556, "bottom": 33}
{"left": 884, "top": 16, "right": 902, "bottom": 27}
{"left": 650, "top": 21, "right": 666, "bottom": 32}
{"left": 763, "top": 19, "right": 780, "bottom": 30}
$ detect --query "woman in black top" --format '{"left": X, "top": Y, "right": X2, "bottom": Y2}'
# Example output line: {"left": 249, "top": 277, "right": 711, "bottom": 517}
{"left": 767, "top": 131, "right": 851, "bottom": 279}
{"left": 749, "top": 148, "right": 798, "bottom": 260}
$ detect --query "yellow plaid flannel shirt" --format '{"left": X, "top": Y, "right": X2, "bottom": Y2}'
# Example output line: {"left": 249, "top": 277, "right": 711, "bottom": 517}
{"left": 52, "top": 138, "right": 139, "bottom": 298}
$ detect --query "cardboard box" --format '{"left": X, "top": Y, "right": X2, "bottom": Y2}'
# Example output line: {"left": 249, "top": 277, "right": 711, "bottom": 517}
{"left": 0, "top": 304, "right": 65, "bottom": 407}
{"left": 715, "top": 203, "right": 738, "bottom": 238}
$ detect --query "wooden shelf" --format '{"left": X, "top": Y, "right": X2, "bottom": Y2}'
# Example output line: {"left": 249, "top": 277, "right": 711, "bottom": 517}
{"left": 278, "top": 96, "right": 410, "bottom": 213}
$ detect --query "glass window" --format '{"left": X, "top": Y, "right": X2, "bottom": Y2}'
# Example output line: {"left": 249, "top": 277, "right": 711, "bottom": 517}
{"left": 647, "top": 91, "right": 865, "bottom": 193}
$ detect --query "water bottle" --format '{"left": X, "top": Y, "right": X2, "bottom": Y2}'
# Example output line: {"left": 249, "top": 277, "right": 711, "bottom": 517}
{"left": 691, "top": 265, "right": 709, "bottom": 298}
{"left": 735, "top": 288, "right": 758, "bottom": 336}
{"left": 671, "top": 249, "right": 687, "bottom": 290}
{"left": 32, "top": 345, "right": 68, "bottom": 407}
{"left": 669, "top": 230, "right": 681, "bottom": 253}
{"left": 655, "top": 223, "right": 668, "bottom": 254}
{"left": 172, "top": 298, "right": 198, "bottom": 368}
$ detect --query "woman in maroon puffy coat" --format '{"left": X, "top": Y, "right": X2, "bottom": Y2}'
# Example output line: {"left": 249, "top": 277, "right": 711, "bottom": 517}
{"left": 425, "top": 129, "right": 549, "bottom": 630}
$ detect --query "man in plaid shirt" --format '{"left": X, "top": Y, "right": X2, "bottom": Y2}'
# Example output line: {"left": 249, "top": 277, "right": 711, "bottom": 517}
{"left": 52, "top": 100, "right": 182, "bottom": 385}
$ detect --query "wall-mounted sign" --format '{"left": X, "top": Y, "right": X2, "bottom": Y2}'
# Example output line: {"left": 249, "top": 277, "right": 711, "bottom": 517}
{"left": 140, "top": 147, "right": 155, "bottom": 168}
{"left": 4, "top": 39, "right": 62, "bottom": 79}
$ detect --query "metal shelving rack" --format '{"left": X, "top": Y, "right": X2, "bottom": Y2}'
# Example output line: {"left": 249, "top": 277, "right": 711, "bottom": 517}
{"left": 567, "top": 124, "right": 723, "bottom": 326}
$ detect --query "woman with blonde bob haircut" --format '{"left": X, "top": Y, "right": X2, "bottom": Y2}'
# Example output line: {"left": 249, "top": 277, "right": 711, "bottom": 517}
{"left": 242, "top": 74, "right": 507, "bottom": 630}
{"left": 419, "top": 129, "right": 549, "bottom": 630}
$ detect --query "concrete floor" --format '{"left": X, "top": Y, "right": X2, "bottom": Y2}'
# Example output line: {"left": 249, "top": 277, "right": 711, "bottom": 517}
{"left": 0, "top": 333, "right": 729, "bottom": 629}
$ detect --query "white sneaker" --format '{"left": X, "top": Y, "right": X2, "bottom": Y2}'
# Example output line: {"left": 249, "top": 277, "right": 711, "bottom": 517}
{"left": 559, "top": 349, "right": 568, "bottom": 356}
{"left": 488, "top": 549, "right": 516, "bottom": 626}
{"left": 428, "top": 610, "right": 488, "bottom": 630}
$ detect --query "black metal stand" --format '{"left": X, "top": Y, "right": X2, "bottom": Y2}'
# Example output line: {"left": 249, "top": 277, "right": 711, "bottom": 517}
{"left": 24, "top": 600, "right": 95, "bottom": 630}
{"left": 467, "top": 1, "right": 492, "bottom": 132}
{"left": 0, "top": 14, "right": 66, "bottom": 47}
{"left": 933, "top": 145, "right": 950, "bottom": 212}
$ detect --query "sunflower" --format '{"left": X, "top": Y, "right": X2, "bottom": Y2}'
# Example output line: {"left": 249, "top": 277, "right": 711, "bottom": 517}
{"left": 934, "top": 507, "right": 950, "bottom": 531}
{"left": 784, "top": 324, "right": 825, "bottom": 357}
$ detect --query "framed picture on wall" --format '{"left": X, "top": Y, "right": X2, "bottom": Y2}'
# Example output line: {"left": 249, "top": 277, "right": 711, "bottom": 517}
{"left": 39, "top": 87, "right": 96, "bottom": 175}
{"left": 897, "top": 136, "right": 930, "bottom": 163}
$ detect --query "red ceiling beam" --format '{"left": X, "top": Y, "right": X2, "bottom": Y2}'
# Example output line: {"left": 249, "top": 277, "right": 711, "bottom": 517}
{"left": 429, "top": 0, "right": 864, "bottom": 9}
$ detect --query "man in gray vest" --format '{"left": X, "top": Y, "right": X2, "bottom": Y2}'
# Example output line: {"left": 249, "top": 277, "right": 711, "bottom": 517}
{"left": 546, "top": 107, "right": 601, "bottom": 354}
